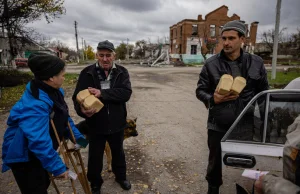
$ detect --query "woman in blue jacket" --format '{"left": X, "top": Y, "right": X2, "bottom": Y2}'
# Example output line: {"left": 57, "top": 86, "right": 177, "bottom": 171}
{"left": 1, "top": 53, "right": 87, "bottom": 194}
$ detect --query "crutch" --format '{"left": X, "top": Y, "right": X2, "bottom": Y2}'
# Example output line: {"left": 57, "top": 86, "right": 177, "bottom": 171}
{"left": 49, "top": 119, "right": 91, "bottom": 194}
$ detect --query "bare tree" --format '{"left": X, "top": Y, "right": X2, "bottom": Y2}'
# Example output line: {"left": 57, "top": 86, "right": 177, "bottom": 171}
{"left": 200, "top": 24, "right": 217, "bottom": 60}
{"left": 0, "top": 0, "right": 66, "bottom": 65}
{"left": 134, "top": 40, "right": 147, "bottom": 58}
{"left": 288, "top": 28, "right": 300, "bottom": 58}
{"left": 261, "top": 27, "right": 287, "bottom": 53}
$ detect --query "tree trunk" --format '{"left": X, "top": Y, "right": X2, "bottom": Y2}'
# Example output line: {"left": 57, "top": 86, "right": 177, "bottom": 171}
{"left": 4, "top": 0, "right": 16, "bottom": 69}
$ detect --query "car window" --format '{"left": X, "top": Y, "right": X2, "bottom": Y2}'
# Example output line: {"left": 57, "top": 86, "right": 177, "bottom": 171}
{"left": 225, "top": 92, "right": 300, "bottom": 144}
{"left": 226, "top": 94, "right": 267, "bottom": 143}
{"left": 266, "top": 93, "right": 300, "bottom": 144}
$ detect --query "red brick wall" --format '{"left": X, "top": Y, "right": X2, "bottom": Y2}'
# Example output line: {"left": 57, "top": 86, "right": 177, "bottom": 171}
{"left": 169, "top": 5, "right": 258, "bottom": 55}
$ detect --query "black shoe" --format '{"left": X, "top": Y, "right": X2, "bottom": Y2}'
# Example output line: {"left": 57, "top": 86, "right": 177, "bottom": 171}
{"left": 91, "top": 186, "right": 101, "bottom": 194}
{"left": 207, "top": 185, "right": 219, "bottom": 194}
{"left": 115, "top": 179, "right": 131, "bottom": 190}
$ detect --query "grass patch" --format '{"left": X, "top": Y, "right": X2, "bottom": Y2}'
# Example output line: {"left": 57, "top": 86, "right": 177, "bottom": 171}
{"left": 0, "top": 73, "right": 78, "bottom": 113}
{"left": 0, "top": 84, "right": 26, "bottom": 112}
{"left": 186, "top": 63, "right": 204, "bottom": 67}
{"left": 268, "top": 69, "right": 300, "bottom": 88}
{"left": 63, "top": 73, "right": 79, "bottom": 86}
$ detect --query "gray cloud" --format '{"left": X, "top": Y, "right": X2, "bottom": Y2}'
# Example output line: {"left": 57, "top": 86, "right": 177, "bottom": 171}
{"left": 100, "top": 0, "right": 162, "bottom": 12}
{"left": 27, "top": 0, "right": 300, "bottom": 50}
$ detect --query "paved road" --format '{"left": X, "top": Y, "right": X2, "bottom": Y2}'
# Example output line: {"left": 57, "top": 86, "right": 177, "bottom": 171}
{"left": 0, "top": 65, "right": 264, "bottom": 193}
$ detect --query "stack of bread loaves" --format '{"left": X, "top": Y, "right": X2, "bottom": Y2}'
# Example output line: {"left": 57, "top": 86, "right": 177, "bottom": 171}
{"left": 216, "top": 74, "right": 246, "bottom": 95}
{"left": 76, "top": 89, "right": 104, "bottom": 112}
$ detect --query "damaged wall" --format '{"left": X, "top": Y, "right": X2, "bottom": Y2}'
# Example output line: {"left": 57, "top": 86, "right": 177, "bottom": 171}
{"left": 186, "top": 37, "right": 202, "bottom": 55}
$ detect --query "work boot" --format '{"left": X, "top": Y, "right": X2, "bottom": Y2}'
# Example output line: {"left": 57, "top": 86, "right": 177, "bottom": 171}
{"left": 115, "top": 179, "right": 132, "bottom": 190}
{"left": 91, "top": 184, "right": 101, "bottom": 194}
{"left": 207, "top": 185, "right": 219, "bottom": 194}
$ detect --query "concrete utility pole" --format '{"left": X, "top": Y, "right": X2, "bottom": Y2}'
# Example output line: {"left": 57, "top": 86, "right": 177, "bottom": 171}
{"left": 84, "top": 40, "right": 87, "bottom": 59}
{"left": 271, "top": 0, "right": 282, "bottom": 80}
{"left": 126, "top": 38, "right": 129, "bottom": 60}
{"left": 74, "top": 21, "right": 79, "bottom": 62}
{"left": 81, "top": 37, "right": 85, "bottom": 60}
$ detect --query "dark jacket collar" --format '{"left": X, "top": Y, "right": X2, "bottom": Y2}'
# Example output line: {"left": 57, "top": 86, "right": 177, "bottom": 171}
{"left": 87, "top": 62, "right": 122, "bottom": 75}
{"left": 218, "top": 49, "right": 244, "bottom": 63}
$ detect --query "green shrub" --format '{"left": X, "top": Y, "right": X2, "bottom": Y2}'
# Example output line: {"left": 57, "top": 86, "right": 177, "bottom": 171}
{"left": 0, "top": 69, "right": 33, "bottom": 87}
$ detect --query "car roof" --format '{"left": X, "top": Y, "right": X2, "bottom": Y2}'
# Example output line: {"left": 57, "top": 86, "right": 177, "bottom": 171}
{"left": 284, "top": 78, "right": 300, "bottom": 89}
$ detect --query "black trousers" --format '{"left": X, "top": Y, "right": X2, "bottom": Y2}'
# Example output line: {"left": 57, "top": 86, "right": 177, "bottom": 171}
{"left": 206, "top": 130, "right": 226, "bottom": 187}
{"left": 10, "top": 159, "right": 50, "bottom": 194}
{"left": 87, "top": 129, "right": 126, "bottom": 188}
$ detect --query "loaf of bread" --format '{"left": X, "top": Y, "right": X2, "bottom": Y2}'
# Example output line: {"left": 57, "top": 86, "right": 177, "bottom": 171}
{"left": 216, "top": 74, "right": 246, "bottom": 95}
{"left": 76, "top": 89, "right": 91, "bottom": 103}
{"left": 82, "top": 95, "right": 104, "bottom": 113}
{"left": 217, "top": 74, "right": 233, "bottom": 95}
{"left": 231, "top": 76, "right": 246, "bottom": 95}
{"left": 76, "top": 89, "right": 104, "bottom": 113}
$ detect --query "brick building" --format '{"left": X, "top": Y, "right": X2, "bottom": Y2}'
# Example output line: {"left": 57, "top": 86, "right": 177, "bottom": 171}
{"left": 169, "top": 5, "right": 259, "bottom": 56}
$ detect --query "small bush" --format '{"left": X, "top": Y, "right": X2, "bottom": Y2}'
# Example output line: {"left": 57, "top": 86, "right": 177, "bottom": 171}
{"left": 0, "top": 69, "right": 33, "bottom": 87}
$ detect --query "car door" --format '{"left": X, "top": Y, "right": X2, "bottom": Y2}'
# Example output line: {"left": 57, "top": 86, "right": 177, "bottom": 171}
{"left": 221, "top": 89, "right": 300, "bottom": 189}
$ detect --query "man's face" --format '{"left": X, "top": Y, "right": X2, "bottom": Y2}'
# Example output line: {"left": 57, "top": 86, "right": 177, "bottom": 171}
{"left": 221, "top": 30, "right": 245, "bottom": 55}
{"left": 96, "top": 49, "right": 115, "bottom": 71}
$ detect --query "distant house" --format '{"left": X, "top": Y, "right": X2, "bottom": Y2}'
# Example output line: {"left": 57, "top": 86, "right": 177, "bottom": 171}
{"left": 48, "top": 47, "right": 68, "bottom": 60}
{"left": 0, "top": 34, "right": 57, "bottom": 65}
{"left": 169, "top": 5, "right": 259, "bottom": 56}
{"left": 0, "top": 33, "right": 69, "bottom": 65}
{"left": 254, "top": 42, "right": 297, "bottom": 59}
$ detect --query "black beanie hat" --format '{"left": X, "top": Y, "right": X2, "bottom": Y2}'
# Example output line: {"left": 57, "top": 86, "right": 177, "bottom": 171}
{"left": 28, "top": 53, "right": 65, "bottom": 80}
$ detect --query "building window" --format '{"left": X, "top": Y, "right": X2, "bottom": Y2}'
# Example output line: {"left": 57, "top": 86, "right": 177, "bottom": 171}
{"left": 210, "top": 25, "right": 216, "bottom": 37}
{"left": 192, "top": 24, "right": 198, "bottom": 36}
{"left": 191, "top": 45, "right": 197, "bottom": 55}
{"left": 219, "top": 26, "right": 223, "bottom": 36}
{"left": 180, "top": 26, "right": 183, "bottom": 37}
{"left": 179, "top": 44, "right": 182, "bottom": 54}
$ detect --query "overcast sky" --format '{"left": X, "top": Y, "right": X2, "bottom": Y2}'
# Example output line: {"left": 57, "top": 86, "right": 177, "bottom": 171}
{"left": 28, "top": 0, "right": 300, "bottom": 50}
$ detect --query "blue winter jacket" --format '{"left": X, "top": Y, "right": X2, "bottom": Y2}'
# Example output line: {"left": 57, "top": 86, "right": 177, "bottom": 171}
{"left": 1, "top": 82, "right": 85, "bottom": 176}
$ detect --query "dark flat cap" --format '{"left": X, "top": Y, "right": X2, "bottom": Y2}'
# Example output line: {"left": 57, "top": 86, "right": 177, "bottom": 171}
{"left": 97, "top": 40, "right": 115, "bottom": 51}
{"left": 28, "top": 52, "right": 65, "bottom": 80}
{"left": 222, "top": 20, "right": 247, "bottom": 36}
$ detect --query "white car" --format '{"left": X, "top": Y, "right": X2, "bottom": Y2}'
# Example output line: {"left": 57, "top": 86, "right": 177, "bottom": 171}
{"left": 221, "top": 79, "right": 300, "bottom": 193}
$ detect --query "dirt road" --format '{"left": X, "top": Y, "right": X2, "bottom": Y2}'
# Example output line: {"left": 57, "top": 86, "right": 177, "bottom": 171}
{"left": 0, "top": 65, "right": 242, "bottom": 194}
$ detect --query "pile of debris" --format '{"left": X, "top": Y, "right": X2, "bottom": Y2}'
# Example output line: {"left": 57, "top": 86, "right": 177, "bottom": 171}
{"left": 132, "top": 43, "right": 170, "bottom": 67}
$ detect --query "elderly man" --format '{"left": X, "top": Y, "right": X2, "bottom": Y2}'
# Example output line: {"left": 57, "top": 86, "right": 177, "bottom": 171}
{"left": 72, "top": 40, "right": 132, "bottom": 194}
{"left": 196, "top": 20, "right": 269, "bottom": 194}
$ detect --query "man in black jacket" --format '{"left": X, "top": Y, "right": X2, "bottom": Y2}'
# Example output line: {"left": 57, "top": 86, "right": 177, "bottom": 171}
{"left": 195, "top": 20, "right": 269, "bottom": 194}
{"left": 72, "top": 40, "right": 132, "bottom": 194}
